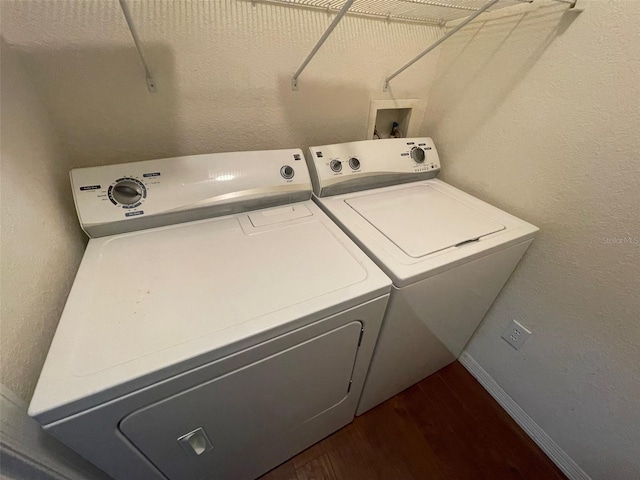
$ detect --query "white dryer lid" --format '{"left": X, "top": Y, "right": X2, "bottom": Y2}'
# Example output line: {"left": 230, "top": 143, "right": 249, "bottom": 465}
{"left": 29, "top": 201, "right": 391, "bottom": 424}
{"left": 345, "top": 185, "right": 505, "bottom": 258}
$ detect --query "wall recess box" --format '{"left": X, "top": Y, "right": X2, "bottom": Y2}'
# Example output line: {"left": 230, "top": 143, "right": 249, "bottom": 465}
{"left": 366, "top": 99, "right": 425, "bottom": 140}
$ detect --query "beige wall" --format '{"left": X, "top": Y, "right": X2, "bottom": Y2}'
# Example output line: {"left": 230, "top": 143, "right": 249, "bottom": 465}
{"left": 1, "top": 0, "right": 441, "bottom": 168}
{"left": 0, "top": 41, "right": 86, "bottom": 402}
{"left": 423, "top": 1, "right": 640, "bottom": 479}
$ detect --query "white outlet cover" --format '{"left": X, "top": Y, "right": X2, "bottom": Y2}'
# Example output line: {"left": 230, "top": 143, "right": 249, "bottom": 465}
{"left": 502, "top": 320, "right": 532, "bottom": 350}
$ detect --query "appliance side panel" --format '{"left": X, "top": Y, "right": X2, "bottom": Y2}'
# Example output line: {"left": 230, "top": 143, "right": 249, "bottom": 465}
{"left": 357, "top": 240, "right": 532, "bottom": 415}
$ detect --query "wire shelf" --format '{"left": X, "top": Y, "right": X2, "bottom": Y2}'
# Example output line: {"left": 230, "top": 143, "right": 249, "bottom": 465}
{"left": 262, "top": 0, "right": 531, "bottom": 25}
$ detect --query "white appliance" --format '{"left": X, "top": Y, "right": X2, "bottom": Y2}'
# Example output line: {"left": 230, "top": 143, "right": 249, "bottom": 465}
{"left": 29, "top": 149, "right": 391, "bottom": 480}
{"left": 306, "top": 138, "right": 538, "bottom": 415}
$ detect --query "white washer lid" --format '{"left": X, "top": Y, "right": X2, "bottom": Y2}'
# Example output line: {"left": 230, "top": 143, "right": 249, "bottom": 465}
{"left": 345, "top": 185, "right": 505, "bottom": 258}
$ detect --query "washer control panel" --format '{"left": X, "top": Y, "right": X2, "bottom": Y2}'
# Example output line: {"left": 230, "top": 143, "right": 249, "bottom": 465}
{"left": 307, "top": 137, "right": 440, "bottom": 197}
{"left": 71, "top": 149, "right": 311, "bottom": 238}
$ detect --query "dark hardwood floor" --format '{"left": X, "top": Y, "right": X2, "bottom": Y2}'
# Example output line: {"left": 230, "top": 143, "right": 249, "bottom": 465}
{"left": 260, "top": 361, "right": 566, "bottom": 480}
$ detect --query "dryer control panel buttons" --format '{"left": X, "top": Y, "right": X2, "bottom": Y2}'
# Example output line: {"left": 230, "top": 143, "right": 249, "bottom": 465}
{"left": 349, "top": 157, "right": 361, "bottom": 170}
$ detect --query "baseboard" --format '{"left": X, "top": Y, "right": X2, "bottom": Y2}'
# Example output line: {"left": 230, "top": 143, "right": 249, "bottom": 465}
{"left": 458, "top": 352, "right": 591, "bottom": 480}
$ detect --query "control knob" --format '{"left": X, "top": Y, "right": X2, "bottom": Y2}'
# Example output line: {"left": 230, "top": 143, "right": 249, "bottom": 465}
{"left": 112, "top": 180, "right": 143, "bottom": 205}
{"left": 330, "top": 160, "right": 343, "bottom": 173}
{"left": 348, "top": 157, "right": 361, "bottom": 170}
{"left": 411, "top": 147, "right": 426, "bottom": 164}
{"left": 280, "top": 165, "right": 295, "bottom": 179}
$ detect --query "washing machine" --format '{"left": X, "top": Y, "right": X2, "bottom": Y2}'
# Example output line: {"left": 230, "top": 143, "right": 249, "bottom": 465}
{"left": 28, "top": 148, "right": 391, "bottom": 480}
{"left": 306, "top": 138, "right": 538, "bottom": 415}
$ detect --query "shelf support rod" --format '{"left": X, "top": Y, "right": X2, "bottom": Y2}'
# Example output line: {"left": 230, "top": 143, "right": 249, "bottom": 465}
{"left": 292, "top": 0, "right": 355, "bottom": 91}
{"left": 383, "top": 0, "right": 499, "bottom": 91}
{"left": 119, "top": 0, "right": 157, "bottom": 92}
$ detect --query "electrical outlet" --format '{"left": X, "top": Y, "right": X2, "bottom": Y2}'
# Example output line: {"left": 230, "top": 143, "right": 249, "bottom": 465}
{"left": 501, "top": 320, "right": 531, "bottom": 350}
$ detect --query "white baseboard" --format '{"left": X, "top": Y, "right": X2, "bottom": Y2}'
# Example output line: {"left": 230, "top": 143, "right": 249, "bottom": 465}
{"left": 458, "top": 352, "right": 591, "bottom": 480}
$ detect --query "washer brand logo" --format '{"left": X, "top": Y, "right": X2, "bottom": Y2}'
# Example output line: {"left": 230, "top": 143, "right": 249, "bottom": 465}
{"left": 143, "top": 172, "right": 161, "bottom": 177}
{"left": 80, "top": 185, "right": 101, "bottom": 191}
{"left": 294, "top": 154, "right": 302, "bottom": 161}
{"left": 125, "top": 211, "right": 144, "bottom": 217}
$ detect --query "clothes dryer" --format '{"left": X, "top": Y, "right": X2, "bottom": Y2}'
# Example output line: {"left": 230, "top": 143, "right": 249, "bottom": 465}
{"left": 29, "top": 148, "right": 391, "bottom": 480}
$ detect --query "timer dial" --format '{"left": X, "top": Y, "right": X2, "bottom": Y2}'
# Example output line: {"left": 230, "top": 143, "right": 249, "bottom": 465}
{"left": 280, "top": 165, "right": 295, "bottom": 179}
{"left": 111, "top": 178, "right": 145, "bottom": 206}
{"left": 410, "top": 147, "right": 426, "bottom": 164}
{"left": 330, "top": 160, "right": 343, "bottom": 173}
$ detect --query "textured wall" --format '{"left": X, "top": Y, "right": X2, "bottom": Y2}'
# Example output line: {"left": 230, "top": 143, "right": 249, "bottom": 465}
{"left": 0, "top": 41, "right": 87, "bottom": 402}
{"left": 1, "top": 0, "right": 441, "bottom": 168}
{"left": 423, "top": 1, "right": 640, "bottom": 478}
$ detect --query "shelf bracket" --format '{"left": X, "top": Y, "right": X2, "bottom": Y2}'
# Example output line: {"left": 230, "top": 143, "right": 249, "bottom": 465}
{"left": 292, "top": 0, "right": 355, "bottom": 91}
{"left": 119, "top": 0, "right": 157, "bottom": 92}
{"left": 553, "top": 0, "right": 579, "bottom": 7}
{"left": 383, "top": 0, "right": 499, "bottom": 92}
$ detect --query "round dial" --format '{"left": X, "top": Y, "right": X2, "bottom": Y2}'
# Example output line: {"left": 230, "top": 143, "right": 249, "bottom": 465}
{"left": 280, "top": 165, "right": 295, "bottom": 179}
{"left": 411, "top": 147, "right": 426, "bottom": 164}
{"left": 348, "top": 157, "right": 361, "bottom": 170}
{"left": 330, "top": 160, "right": 343, "bottom": 173}
{"left": 112, "top": 179, "right": 144, "bottom": 205}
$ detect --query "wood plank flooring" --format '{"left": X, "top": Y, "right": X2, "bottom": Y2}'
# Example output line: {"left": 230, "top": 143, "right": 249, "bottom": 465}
{"left": 259, "top": 361, "right": 566, "bottom": 480}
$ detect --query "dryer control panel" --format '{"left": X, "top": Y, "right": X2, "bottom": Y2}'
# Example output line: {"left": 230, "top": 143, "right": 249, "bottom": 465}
{"left": 307, "top": 138, "right": 440, "bottom": 197}
{"left": 71, "top": 149, "right": 311, "bottom": 238}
